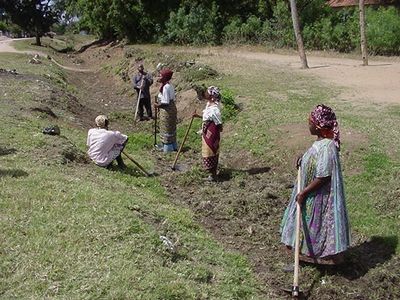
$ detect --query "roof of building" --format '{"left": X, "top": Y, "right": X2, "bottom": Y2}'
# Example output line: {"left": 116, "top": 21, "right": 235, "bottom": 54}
{"left": 328, "top": 0, "right": 400, "bottom": 7}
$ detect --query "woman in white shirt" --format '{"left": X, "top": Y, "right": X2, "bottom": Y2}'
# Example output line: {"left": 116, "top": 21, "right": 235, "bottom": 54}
{"left": 154, "top": 68, "right": 178, "bottom": 152}
{"left": 87, "top": 115, "right": 128, "bottom": 169}
{"left": 193, "top": 86, "right": 223, "bottom": 181}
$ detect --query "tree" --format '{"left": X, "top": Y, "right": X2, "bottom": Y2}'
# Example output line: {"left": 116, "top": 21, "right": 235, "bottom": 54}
{"left": 289, "top": 0, "right": 309, "bottom": 68}
{"left": 359, "top": 0, "right": 368, "bottom": 65}
{"left": 0, "top": 0, "right": 60, "bottom": 45}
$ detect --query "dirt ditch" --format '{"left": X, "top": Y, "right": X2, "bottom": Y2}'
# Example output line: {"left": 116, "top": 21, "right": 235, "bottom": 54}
{"left": 44, "top": 44, "right": 400, "bottom": 299}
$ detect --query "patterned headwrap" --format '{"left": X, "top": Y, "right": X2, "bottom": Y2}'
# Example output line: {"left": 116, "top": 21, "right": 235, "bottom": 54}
{"left": 310, "top": 104, "right": 340, "bottom": 150}
{"left": 159, "top": 68, "right": 173, "bottom": 92}
{"left": 95, "top": 115, "right": 108, "bottom": 128}
{"left": 207, "top": 86, "right": 221, "bottom": 102}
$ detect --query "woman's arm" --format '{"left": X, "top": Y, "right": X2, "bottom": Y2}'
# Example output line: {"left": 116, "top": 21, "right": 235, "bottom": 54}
{"left": 296, "top": 176, "right": 331, "bottom": 204}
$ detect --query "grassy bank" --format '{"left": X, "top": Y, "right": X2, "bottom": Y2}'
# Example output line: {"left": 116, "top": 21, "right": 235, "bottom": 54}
{"left": 0, "top": 52, "right": 262, "bottom": 299}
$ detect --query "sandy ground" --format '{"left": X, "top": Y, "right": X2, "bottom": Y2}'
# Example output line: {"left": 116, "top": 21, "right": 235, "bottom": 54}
{"left": 217, "top": 49, "right": 400, "bottom": 105}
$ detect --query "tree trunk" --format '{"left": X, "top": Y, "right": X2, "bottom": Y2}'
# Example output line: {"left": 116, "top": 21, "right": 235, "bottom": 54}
{"left": 359, "top": 0, "right": 368, "bottom": 66}
{"left": 35, "top": 33, "right": 41, "bottom": 46}
{"left": 289, "top": 0, "right": 308, "bottom": 69}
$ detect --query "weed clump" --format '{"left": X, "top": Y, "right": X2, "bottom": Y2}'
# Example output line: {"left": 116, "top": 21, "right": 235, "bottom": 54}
{"left": 221, "top": 88, "right": 240, "bottom": 121}
{"left": 181, "top": 64, "right": 219, "bottom": 83}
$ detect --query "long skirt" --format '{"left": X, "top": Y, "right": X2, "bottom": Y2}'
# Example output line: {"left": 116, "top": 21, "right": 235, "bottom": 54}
{"left": 280, "top": 139, "right": 350, "bottom": 258}
{"left": 159, "top": 102, "right": 177, "bottom": 145}
{"left": 202, "top": 121, "right": 220, "bottom": 170}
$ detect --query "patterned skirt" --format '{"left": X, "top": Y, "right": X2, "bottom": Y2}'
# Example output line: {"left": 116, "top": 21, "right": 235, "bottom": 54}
{"left": 202, "top": 121, "right": 220, "bottom": 170}
{"left": 159, "top": 102, "right": 177, "bottom": 144}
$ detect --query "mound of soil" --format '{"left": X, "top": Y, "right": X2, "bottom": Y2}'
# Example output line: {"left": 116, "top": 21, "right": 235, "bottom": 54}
{"left": 35, "top": 135, "right": 89, "bottom": 165}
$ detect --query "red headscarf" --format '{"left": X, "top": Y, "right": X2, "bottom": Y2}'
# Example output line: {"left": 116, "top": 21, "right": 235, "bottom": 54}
{"left": 309, "top": 104, "right": 341, "bottom": 150}
{"left": 159, "top": 68, "right": 173, "bottom": 92}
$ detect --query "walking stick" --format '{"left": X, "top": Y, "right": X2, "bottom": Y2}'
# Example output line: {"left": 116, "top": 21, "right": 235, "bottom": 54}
{"left": 292, "top": 166, "right": 302, "bottom": 297}
{"left": 122, "top": 151, "right": 152, "bottom": 177}
{"left": 154, "top": 96, "right": 158, "bottom": 146}
{"left": 171, "top": 114, "right": 195, "bottom": 170}
{"left": 134, "top": 77, "right": 145, "bottom": 123}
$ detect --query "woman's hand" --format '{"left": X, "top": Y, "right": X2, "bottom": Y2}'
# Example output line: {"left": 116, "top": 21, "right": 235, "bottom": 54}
{"left": 192, "top": 112, "right": 201, "bottom": 118}
{"left": 295, "top": 155, "right": 302, "bottom": 169}
{"left": 296, "top": 191, "right": 307, "bottom": 205}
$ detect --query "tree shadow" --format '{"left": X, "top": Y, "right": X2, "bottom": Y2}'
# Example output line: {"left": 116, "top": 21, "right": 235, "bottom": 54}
{"left": 218, "top": 166, "right": 271, "bottom": 182}
{"left": 316, "top": 236, "right": 398, "bottom": 280}
{"left": 0, "top": 169, "right": 29, "bottom": 178}
{"left": 0, "top": 147, "right": 17, "bottom": 156}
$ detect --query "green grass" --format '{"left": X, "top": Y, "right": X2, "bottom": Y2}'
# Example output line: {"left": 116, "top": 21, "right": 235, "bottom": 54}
{"left": 197, "top": 53, "right": 400, "bottom": 252}
{"left": 2, "top": 43, "right": 400, "bottom": 298}
{"left": 0, "top": 52, "right": 262, "bottom": 299}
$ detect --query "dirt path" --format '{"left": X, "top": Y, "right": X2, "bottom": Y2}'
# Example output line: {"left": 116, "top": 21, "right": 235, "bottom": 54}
{"left": 205, "top": 48, "right": 400, "bottom": 105}
{"left": 0, "top": 38, "right": 92, "bottom": 72}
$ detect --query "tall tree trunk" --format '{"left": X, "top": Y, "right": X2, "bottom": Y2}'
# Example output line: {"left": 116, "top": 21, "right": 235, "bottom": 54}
{"left": 289, "top": 0, "right": 308, "bottom": 69}
{"left": 359, "top": 0, "right": 368, "bottom": 66}
{"left": 35, "top": 32, "right": 41, "bottom": 46}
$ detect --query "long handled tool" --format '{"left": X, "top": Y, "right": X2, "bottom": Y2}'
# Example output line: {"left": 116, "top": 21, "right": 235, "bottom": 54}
{"left": 134, "top": 77, "right": 145, "bottom": 123}
{"left": 122, "top": 151, "right": 152, "bottom": 177}
{"left": 154, "top": 96, "right": 158, "bottom": 146}
{"left": 171, "top": 114, "right": 195, "bottom": 170}
{"left": 292, "top": 167, "right": 302, "bottom": 297}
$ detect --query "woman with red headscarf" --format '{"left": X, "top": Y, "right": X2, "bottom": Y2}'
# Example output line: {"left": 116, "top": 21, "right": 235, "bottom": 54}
{"left": 154, "top": 68, "right": 177, "bottom": 152}
{"left": 280, "top": 104, "right": 350, "bottom": 265}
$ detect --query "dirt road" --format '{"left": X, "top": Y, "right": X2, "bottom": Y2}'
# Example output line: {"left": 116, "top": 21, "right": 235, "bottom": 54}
{"left": 220, "top": 49, "right": 400, "bottom": 105}
{"left": 0, "top": 38, "right": 92, "bottom": 72}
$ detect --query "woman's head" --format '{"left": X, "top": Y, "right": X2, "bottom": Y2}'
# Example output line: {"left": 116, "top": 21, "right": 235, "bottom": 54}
{"left": 205, "top": 86, "right": 221, "bottom": 103}
{"left": 158, "top": 68, "right": 173, "bottom": 84}
{"left": 309, "top": 104, "right": 340, "bottom": 149}
{"left": 95, "top": 115, "right": 109, "bottom": 129}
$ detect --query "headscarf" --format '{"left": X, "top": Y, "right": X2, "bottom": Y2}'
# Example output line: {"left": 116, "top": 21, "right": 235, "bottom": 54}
{"left": 159, "top": 68, "right": 173, "bottom": 92}
{"left": 95, "top": 115, "right": 108, "bottom": 128}
{"left": 207, "top": 86, "right": 221, "bottom": 103}
{"left": 309, "top": 104, "right": 340, "bottom": 150}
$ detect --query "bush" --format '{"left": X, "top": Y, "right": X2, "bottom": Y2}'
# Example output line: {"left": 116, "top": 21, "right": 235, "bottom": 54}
{"left": 161, "top": 2, "right": 219, "bottom": 45}
{"left": 181, "top": 64, "right": 219, "bottom": 82}
{"left": 270, "top": 0, "right": 295, "bottom": 48}
{"left": 303, "top": 8, "right": 359, "bottom": 52}
{"left": 221, "top": 88, "right": 239, "bottom": 121}
{"left": 367, "top": 7, "right": 400, "bottom": 55}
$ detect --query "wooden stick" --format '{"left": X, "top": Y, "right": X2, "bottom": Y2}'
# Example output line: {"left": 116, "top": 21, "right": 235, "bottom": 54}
{"left": 122, "top": 151, "right": 151, "bottom": 177}
{"left": 134, "top": 77, "right": 145, "bottom": 123}
{"left": 171, "top": 115, "right": 195, "bottom": 170}
{"left": 292, "top": 167, "right": 301, "bottom": 297}
{"left": 154, "top": 95, "right": 158, "bottom": 146}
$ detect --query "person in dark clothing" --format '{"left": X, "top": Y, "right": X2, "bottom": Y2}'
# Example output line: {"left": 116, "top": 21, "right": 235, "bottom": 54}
{"left": 133, "top": 64, "right": 153, "bottom": 121}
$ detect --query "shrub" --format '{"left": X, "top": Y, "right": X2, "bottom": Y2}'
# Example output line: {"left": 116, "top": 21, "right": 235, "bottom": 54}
{"left": 221, "top": 88, "right": 239, "bottom": 121}
{"left": 367, "top": 7, "right": 400, "bottom": 55}
{"left": 270, "top": 0, "right": 295, "bottom": 48}
{"left": 303, "top": 8, "right": 359, "bottom": 52}
{"left": 161, "top": 2, "right": 219, "bottom": 45}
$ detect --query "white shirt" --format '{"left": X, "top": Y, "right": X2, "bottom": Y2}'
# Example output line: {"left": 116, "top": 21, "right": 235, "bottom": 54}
{"left": 203, "top": 102, "right": 222, "bottom": 125}
{"left": 87, "top": 128, "right": 128, "bottom": 166}
{"left": 158, "top": 83, "right": 175, "bottom": 104}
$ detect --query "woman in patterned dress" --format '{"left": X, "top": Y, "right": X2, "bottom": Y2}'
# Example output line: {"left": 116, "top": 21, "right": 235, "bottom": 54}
{"left": 154, "top": 68, "right": 178, "bottom": 152}
{"left": 280, "top": 104, "right": 350, "bottom": 264}
{"left": 193, "top": 86, "right": 223, "bottom": 182}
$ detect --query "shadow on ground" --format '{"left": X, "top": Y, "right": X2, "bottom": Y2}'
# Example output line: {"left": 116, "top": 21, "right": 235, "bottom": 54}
{"left": 0, "top": 147, "right": 17, "bottom": 156}
{"left": 218, "top": 166, "right": 271, "bottom": 181}
{"left": 318, "top": 236, "right": 398, "bottom": 280}
{"left": 0, "top": 169, "right": 28, "bottom": 178}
